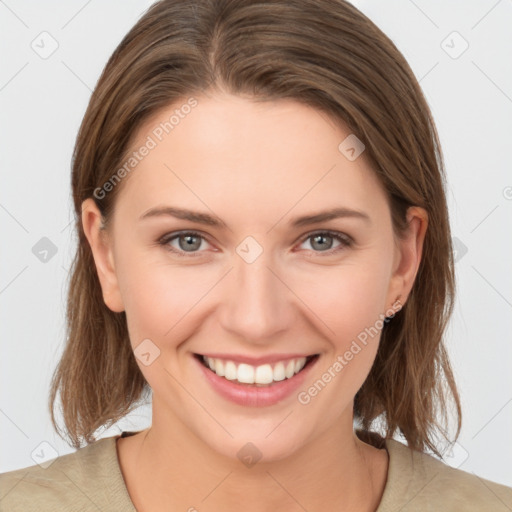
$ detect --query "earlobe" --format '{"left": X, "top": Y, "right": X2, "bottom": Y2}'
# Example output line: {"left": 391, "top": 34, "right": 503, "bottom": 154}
{"left": 81, "top": 198, "right": 125, "bottom": 313}
{"left": 386, "top": 206, "right": 428, "bottom": 311}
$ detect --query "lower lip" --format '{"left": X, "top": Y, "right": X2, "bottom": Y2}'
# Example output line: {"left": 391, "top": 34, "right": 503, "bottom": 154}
{"left": 194, "top": 355, "right": 318, "bottom": 407}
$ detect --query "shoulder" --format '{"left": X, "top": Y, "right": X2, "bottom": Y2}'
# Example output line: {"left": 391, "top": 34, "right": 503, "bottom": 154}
{"left": 378, "top": 438, "right": 512, "bottom": 512}
{"left": 0, "top": 435, "right": 135, "bottom": 512}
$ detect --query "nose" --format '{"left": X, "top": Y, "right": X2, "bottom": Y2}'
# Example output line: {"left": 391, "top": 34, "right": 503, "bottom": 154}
{"left": 218, "top": 247, "right": 295, "bottom": 345}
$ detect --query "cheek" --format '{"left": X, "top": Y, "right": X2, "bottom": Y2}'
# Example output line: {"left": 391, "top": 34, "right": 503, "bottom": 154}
{"left": 291, "top": 263, "right": 391, "bottom": 415}
{"left": 115, "top": 248, "right": 215, "bottom": 346}
{"left": 288, "top": 257, "right": 391, "bottom": 347}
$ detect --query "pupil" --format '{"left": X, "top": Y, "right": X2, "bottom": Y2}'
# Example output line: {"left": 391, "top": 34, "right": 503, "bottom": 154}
{"left": 180, "top": 235, "right": 201, "bottom": 251}
{"left": 312, "top": 234, "right": 332, "bottom": 251}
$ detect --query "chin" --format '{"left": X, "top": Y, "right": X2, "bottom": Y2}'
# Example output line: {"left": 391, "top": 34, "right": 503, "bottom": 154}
{"left": 192, "top": 414, "right": 313, "bottom": 466}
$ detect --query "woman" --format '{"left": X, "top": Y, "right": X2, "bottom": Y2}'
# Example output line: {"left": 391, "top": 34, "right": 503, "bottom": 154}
{"left": 1, "top": 0, "right": 511, "bottom": 510}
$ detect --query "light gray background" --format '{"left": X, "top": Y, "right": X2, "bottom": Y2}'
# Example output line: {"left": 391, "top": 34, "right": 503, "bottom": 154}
{"left": 1, "top": 0, "right": 511, "bottom": 489}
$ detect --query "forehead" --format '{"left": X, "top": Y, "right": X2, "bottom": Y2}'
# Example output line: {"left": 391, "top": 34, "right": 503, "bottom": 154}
{"left": 113, "top": 93, "right": 390, "bottom": 228}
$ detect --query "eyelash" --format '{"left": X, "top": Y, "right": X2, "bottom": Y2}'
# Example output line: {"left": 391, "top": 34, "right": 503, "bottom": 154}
{"left": 157, "top": 230, "right": 353, "bottom": 258}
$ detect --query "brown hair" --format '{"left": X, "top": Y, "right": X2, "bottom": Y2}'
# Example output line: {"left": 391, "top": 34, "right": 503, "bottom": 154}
{"left": 49, "top": 0, "right": 461, "bottom": 457}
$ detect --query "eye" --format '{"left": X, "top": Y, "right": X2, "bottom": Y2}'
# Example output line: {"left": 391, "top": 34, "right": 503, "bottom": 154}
{"left": 297, "top": 230, "right": 353, "bottom": 255}
{"left": 158, "top": 231, "right": 212, "bottom": 257}
{"left": 157, "top": 229, "right": 353, "bottom": 258}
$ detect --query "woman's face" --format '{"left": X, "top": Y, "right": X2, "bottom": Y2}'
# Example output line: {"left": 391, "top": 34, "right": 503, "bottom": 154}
{"left": 83, "top": 92, "right": 425, "bottom": 462}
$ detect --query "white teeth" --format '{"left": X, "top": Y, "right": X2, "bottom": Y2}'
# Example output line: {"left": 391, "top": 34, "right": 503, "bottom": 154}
{"left": 237, "top": 363, "right": 255, "bottom": 384}
{"left": 285, "top": 360, "right": 295, "bottom": 379}
{"left": 201, "top": 355, "right": 311, "bottom": 384}
{"left": 273, "top": 362, "right": 286, "bottom": 381}
{"left": 294, "top": 357, "right": 306, "bottom": 373}
{"left": 255, "top": 364, "right": 273, "bottom": 384}
{"left": 225, "top": 361, "right": 237, "bottom": 380}
{"left": 214, "top": 358, "right": 225, "bottom": 377}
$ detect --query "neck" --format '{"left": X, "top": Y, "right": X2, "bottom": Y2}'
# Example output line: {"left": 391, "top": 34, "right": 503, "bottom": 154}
{"left": 117, "top": 407, "right": 388, "bottom": 512}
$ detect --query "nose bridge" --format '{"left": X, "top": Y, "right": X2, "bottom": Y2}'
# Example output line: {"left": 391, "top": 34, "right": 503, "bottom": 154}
{"left": 219, "top": 245, "right": 291, "bottom": 342}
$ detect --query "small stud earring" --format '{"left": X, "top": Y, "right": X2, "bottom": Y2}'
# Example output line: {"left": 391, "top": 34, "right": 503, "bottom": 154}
{"left": 384, "top": 295, "right": 403, "bottom": 322}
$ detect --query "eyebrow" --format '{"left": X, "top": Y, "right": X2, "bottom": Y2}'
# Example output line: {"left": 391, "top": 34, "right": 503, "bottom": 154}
{"left": 139, "top": 206, "right": 371, "bottom": 228}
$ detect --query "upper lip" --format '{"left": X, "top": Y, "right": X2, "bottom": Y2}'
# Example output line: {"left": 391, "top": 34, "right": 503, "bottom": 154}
{"left": 196, "top": 353, "right": 318, "bottom": 366}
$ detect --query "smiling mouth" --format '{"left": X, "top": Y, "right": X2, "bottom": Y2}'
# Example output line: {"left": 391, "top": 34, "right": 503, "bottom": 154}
{"left": 194, "top": 353, "right": 319, "bottom": 386}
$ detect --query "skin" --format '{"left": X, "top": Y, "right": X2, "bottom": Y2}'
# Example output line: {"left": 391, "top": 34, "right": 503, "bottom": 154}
{"left": 82, "top": 91, "right": 427, "bottom": 511}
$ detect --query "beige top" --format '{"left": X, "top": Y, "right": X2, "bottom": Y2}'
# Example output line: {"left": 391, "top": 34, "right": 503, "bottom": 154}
{"left": 1, "top": 430, "right": 511, "bottom": 511}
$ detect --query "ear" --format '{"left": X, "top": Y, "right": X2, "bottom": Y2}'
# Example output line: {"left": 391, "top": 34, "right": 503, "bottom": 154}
{"left": 81, "top": 198, "right": 125, "bottom": 313}
{"left": 385, "top": 206, "right": 428, "bottom": 312}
